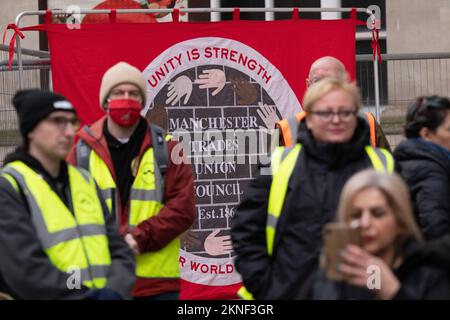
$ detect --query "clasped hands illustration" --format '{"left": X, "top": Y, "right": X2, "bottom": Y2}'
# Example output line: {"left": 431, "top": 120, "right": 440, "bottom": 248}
{"left": 166, "top": 69, "right": 280, "bottom": 130}
{"left": 166, "top": 69, "right": 226, "bottom": 106}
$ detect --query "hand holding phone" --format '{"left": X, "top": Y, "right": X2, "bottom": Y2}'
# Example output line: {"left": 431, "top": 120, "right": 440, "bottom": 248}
{"left": 322, "top": 222, "right": 361, "bottom": 281}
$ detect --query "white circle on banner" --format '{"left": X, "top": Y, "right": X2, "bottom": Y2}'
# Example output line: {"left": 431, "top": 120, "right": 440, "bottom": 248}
{"left": 141, "top": 37, "right": 302, "bottom": 288}
{"left": 142, "top": 37, "right": 301, "bottom": 117}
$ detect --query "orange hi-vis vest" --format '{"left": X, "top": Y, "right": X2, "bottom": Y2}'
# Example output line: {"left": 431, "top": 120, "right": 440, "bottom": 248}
{"left": 276, "top": 111, "right": 377, "bottom": 148}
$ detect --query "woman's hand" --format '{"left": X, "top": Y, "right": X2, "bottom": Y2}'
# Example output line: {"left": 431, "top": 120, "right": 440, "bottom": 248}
{"left": 339, "top": 244, "right": 400, "bottom": 300}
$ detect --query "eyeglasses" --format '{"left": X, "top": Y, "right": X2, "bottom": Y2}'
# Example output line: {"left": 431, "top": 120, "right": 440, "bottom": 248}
{"left": 310, "top": 110, "right": 357, "bottom": 122}
{"left": 109, "top": 89, "right": 142, "bottom": 101}
{"left": 45, "top": 116, "right": 80, "bottom": 131}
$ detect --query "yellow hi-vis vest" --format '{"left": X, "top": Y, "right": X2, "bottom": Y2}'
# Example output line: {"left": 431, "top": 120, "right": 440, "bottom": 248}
{"left": 237, "top": 144, "right": 394, "bottom": 300}
{"left": 1, "top": 161, "right": 111, "bottom": 289}
{"left": 76, "top": 140, "right": 180, "bottom": 279}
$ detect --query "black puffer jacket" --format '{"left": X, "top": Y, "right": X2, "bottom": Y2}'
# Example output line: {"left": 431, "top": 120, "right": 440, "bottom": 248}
{"left": 232, "top": 118, "right": 391, "bottom": 300}
{"left": 394, "top": 139, "right": 450, "bottom": 240}
{"left": 300, "top": 239, "right": 450, "bottom": 300}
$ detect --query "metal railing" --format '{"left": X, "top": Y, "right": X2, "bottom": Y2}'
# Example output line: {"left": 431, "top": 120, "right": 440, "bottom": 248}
{"left": 2, "top": 8, "right": 449, "bottom": 160}
{"left": 12, "top": 8, "right": 375, "bottom": 90}
{"left": 2, "top": 50, "right": 450, "bottom": 158}
{"left": 0, "top": 44, "right": 51, "bottom": 163}
{"left": 357, "top": 52, "right": 450, "bottom": 148}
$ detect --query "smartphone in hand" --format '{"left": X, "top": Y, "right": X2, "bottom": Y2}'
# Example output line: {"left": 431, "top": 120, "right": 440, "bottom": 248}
{"left": 322, "top": 222, "right": 361, "bottom": 281}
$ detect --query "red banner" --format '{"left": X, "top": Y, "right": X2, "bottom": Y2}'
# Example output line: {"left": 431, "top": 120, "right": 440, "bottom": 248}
{"left": 46, "top": 19, "right": 356, "bottom": 125}
{"left": 45, "top": 17, "right": 356, "bottom": 300}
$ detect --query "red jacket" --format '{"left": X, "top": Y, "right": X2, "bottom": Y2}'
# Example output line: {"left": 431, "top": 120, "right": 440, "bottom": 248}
{"left": 67, "top": 116, "right": 195, "bottom": 297}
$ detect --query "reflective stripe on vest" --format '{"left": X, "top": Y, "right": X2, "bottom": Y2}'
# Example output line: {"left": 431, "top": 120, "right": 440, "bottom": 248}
{"left": 76, "top": 141, "right": 180, "bottom": 279}
{"left": 281, "top": 115, "right": 302, "bottom": 149}
{"left": 365, "top": 112, "right": 377, "bottom": 148}
{"left": 76, "top": 129, "right": 92, "bottom": 171}
{"left": 77, "top": 140, "right": 118, "bottom": 220}
{"left": 276, "top": 111, "right": 305, "bottom": 147}
{"left": 237, "top": 285, "right": 255, "bottom": 300}
{"left": 364, "top": 146, "right": 395, "bottom": 172}
{"left": 2, "top": 162, "right": 110, "bottom": 289}
{"left": 278, "top": 111, "right": 378, "bottom": 148}
{"left": 266, "top": 144, "right": 302, "bottom": 256}
{"left": 265, "top": 145, "right": 394, "bottom": 257}
{"left": 238, "top": 145, "right": 394, "bottom": 300}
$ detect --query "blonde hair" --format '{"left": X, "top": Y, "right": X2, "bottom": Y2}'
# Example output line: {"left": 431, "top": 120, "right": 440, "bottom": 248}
{"left": 302, "top": 78, "right": 361, "bottom": 114}
{"left": 337, "top": 169, "right": 423, "bottom": 243}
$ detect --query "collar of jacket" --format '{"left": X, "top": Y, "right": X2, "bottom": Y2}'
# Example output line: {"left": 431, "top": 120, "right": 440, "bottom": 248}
{"left": 417, "top": 138, "right": 450, "bottom": 162}
{"left": 297, "top": 117, "right": 371, "bottom": 169}
{"left": 3, "top": 146, "right": 70, "bottom": 204}
{"left": 76, "top": 115, "right": 153, "bottom": 183}
{"left": 103, "top": 117, "right": 147, "bottom": 149}
{"left": 4, "top": 146, "right": 68, "bottom": 183}
{"left": 394, "top": 138, "right": 450, "bottom": 174}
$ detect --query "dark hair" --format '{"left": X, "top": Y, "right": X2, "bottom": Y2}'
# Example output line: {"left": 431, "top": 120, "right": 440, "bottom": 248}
{"left": 404, "top": 96, "right": 450, "bottom": 138}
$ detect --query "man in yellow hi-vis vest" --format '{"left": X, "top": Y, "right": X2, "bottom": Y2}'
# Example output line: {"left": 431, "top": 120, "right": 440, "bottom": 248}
{"left": 232, "top": 79, "right": 395, "bottom": 300}
{"left": 67, "top": 62, "right": 195, "bottom": 299}
{"left": 0, "top": 90, "right": 135, "bottom": 299}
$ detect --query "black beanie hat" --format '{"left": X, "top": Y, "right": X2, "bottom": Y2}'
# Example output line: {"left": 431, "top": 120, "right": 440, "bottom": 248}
{"left": 12, "top": 89, "right": 76, "bottom": 138}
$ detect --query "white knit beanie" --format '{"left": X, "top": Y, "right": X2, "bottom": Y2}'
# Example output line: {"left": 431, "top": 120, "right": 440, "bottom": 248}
{"left": 99, "top": 62, "right": 147, "bottom": 108}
